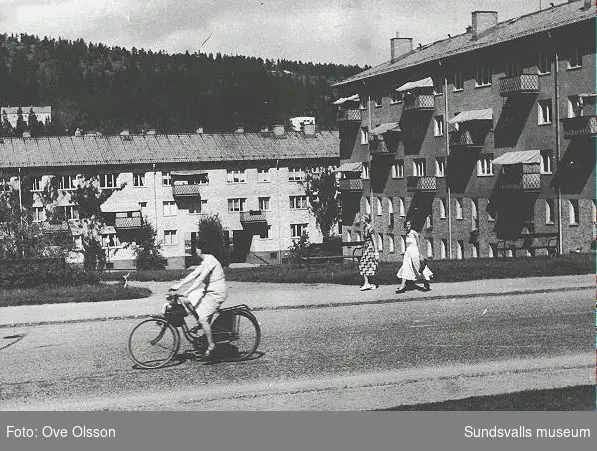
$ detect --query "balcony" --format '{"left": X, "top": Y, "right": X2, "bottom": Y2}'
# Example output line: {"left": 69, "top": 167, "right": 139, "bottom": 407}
{"left": 368, "top": 140, "right": 393, "bottom": 156}
{"left": 337, "top": 109, "right": 362, "bottom": 123}
{"left": 499, "top": 173, "right": 541, "bottom": 192}
{"left": 499, "top": 74, "right": 539, "bottom": 97}
{"left": 562, "top": 116, "right": 597, "bottom": 138}
{"left": 172, "top": 184, "right": 202, "bottom": 197}
{"left": 115, "top": 216, "right": 143, "bottom": 229}
{"left": 449, "top": 130, "right": 484, "bottom": 149}
{"left": 403, "top": 94, "right": 435, "bottom": 111}
{"left": 338, "top": 178, "right": 364, "bottom": 192}
{"left": 240, "top": 210, "right": 267, "bottom": 225}
{"left": 406, "top": 176, "right": 437, "bottom": 192}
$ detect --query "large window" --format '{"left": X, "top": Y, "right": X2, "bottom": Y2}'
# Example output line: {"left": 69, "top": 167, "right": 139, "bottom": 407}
{"left": 163, "top": 201, "right": 177, "bottom": 216}
{"left": 189, "top": 198, "right": 207, "bottom": 214}
{"left": 31, "top": 176, "right": 43, "bottom": 192}
{"left": 164, "top": 230, "right": 177, "bottom": 245}
{"left": 538, "top": 99, "right": 553, "bottom": 125}
{"left": 477, "top": 154, "right": 494, "bottom": 176}
{"left": 540, "top": 150, "right": 553, "bottom": 174}
{"left": 289, "top": 195, "right": 308, "bottom": 209}
{"left": 392, "top": 160, "right": 404, "bottom": 179}
{"left": 475, "top": 66, "right": 492, "bottom": 87}
{"left": 439, "top": 198, "right": 447, "bottom": 219}
{"left": 435, "top": 157, "right": 445, "bottom": 177}
{"left": 257, "top": 168, "right": 271, "bottom": 183}
{"left": 227, "top": 169, "right": 246, "bottom": 183}
{"left": 288, "top": 167, "right": 305, "bottom": 182}
{"left": 133, "top": 172, "right": 145, "bottom": 187}
{"left": 545, "top": 199, "right": 555, "bottom": 225}
{"left": 568, "top": 199, "right": 579, "bottom": 225}
{"left": 228, "top": 198, "right": 246, "bottom": 212}
{"left": 413, "top": 159, "right": 426, "bottom": 177}
{"left": 100, "top": 174, "right": 118, "bottom": 189}
{"left": 433, "top": 116, "right": 444, "bottom": 136}
{"left": 455, "top": 198, "right": 463, "bottom": 220}
{"left": 58, "top": 175, "right": 77, "bottom": 190}
{"left": 290, "top": 223, "right": 308, "bottom": 239}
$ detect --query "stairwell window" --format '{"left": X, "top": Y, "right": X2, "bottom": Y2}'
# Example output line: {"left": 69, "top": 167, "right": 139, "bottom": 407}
{"left": 567, "top": 49, "right": 582, "bottom": 70}
{"left": 388, "top": 234, "right": 395, "bottom": 253}
{"left": 398, "top": 197, "right": 406, "bottom": 217}
{"left": 477, "top": 154, "right": 494, "bottom": 176}
{"left": 568, "top": 199, "right": 579, "bottom": 226}
{"left": 440, "top": 238, "right": 447, "bottom": 259}
{"left": 545, "top": 199, "right": 555, "bottom": 225}
{"left": 392, "top": 160, "right": 404, "bottom": 179}
{"left": 475, "top": 66, "right": 492, "bottom": 87}
{"left": 538, "top": 99, "right": 552, "bottom": 125}
{"left": 453, "top": 71, "right": 463, "bottom": 91}
{"left": 376, "top": 197, "right": 383, "bottom": 216}
{"left": 360, "top": 127, "right": 369, "bottom": 145}
{"left": 540, "top": 150, "right": 553, "bottom": 174}
{"left": 439, "top": 198, "right": 447, "bottom": 219}
{"left": 433, "top": 116, "right": 444, "bottom": 136}
{"left": 362, "top": 162, "right": 370, "bottom": 180}
{"left": 413, "top": 159, "right": 426, "bottom": 177}
{"left": 538, "top": 51, "right": 551, "bottom": 75}
{"left": 455, "top": 198, "right": 463, "bottom": 220}
{"left": 435, "top": 157, "right": 445, "bottom": 177}
{"left": 365, "top": 197, "right": 371, "bottom": 215}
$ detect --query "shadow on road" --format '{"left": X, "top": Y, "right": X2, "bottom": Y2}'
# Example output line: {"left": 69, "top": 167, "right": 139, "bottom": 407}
{"left": 1, "top": 333, "right": 25, "bottom": 351}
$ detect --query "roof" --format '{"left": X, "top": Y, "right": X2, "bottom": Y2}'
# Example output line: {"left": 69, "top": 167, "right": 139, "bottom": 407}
{"left": 492, "top": 150, "right": 541, "bottom": 165}
{"left": 2, "top": 106, "right": 52, "bottom": 114}
{"left": 396, "top": 77, "right": 433, "bottom": 92}
{"left": 334, "top": 161, "right": 363, "bottom": 172}
{"left": 371, "top": 122, "right": 401, "bottom": 135}
{"left": 448, "top": 108, "right": 494, "bottom": 123}
{"left": 335, "top": 1, "right": 593, "bottom": 87}
{"left": 100, "top": 186, "right": 144, "bottom": 212}
{"left": 0, "top": 131, "right": 339, "bottom": 169}
{"left": 333, "top": 94, "right": 360, "bottom": 105}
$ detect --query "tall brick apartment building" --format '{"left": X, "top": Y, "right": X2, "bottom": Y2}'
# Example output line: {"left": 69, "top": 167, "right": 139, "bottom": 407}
{"left": 0, "top": 126, "right": 339, "bottom": 268}
{"left": 334, "top": 0, "right": 595, "bottom": 261}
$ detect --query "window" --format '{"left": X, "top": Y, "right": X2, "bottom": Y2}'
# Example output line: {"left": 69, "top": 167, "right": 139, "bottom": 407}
{"left": 365, "top": 197, "right": 371, "bottom": 215}
{"left": 413, "top": 159, "right": 426, "bottom": 177}
{"left": 545, "top": 199, "right": 555, "bottom": 224}
{"left": 453, "top": 71, "right": 463, "bottom": 91}
{"left": 259, "top": 225, "right": 272, "bottom": 239}
{"left": 259, "top": 197, "right": 271, "bottom": 211}
{"left": 100, "top": 174, "right": 118, "bottom": 189}
{"left": 425, "top": 215, "right": 433, "bottom": 230}
{"left": 288, "top": 167, "right": 305, "bottom": 182}
{"left": 433, "top": 77, "right": 443, "bottom": 95}
{"left": 435, "top": 157, "right": 445, "bottom": 177}
{"left": 378, "top": 233, "right": 383, "bottom": 252}
{"left": 538, "top": 51, "right": 551, "bottom": 75}
{"left": 162, "top": 171, "right": 171, "bottom": 186}
{"left": 163, "top": 201, "right": 177, "bottom": 216}
{"left": 538, "top": 99, "right": 552, "bottom": 125}
{"left": 359, "top": 97, "right": 367, "bottom": 110}
{"left": 31, "top": 176, "right": 43, "bottom": 192}
{"left": 164, "top": 230, "right": 177, "bottom": 245}
{"left": 391, "top": 90, "right": 403, "bottom": 104}
{"left": 540, "top": 150, "right": 553, "bottom": 174}
{"left": 568, "top": 199, "right": 579, "bottom": 225}
{"left": 568, "top": 49, "right": 582, "bottom": 69}
{"left": 471, "top": 198, "right": 479, "bottom": 230}
{"left": 376, "top": 197, "right": 383, "bottom": 216}
{"left": 139, "top": 202, "right": 148, "bottom": 217}
{"left": 475, "top": 66, "right": 492, "bottom": 87}
{"left": 426, "top": 238, "right": 433, "bottom": 258}
{"left": 568, "top": 95, "right": 584, "bottom": 118}
{"left": 373, "top": 95, "right": 383, "bottom": 107}
{"left": 227, "top": 169, "right": 246, "bottom": 183}
{"left": 102, "top": 233, "right": 120, "bottom": 248}
{"left": 360, "top": 127, "right": 369, "bottom": 145}
{"left": 505, "top": 61, "right": 521, "bottom": 77}
{"left": 388, "top": 197, "right": 394, "bottom": 226}
{"left": 472, "top": 242, "right": 479, "bottom": 258}
{"left": 440, "top": 239, "right": 447, "bottom": 259}
{"left": 133, "top": 172, "right": 145, "bottom": 187}
{"left": 257, "top": 168, "right": 271, "bottom": 183}
{"left": 228, "top": 198, "right": 246, "bottom": 212}
{"left": 388, "top": 234, "right": 395, "bottom": 253}
{"left": 392, "top": 160, "right": 404, "bottom": 179}
{"left": 58, "top": 175, "right": 77, "bottom": 190}
{"left": 488, "top": 244, "right": 495, "bottom": 258}
{"left": 477, "top": 154, "right": 494, "bottom": 176}
{"left": 355, "top": 231, "right": 362, "bottom": 242}
{"left": 398, "top": 197, "right": 406, "bottom": 217}
{"left": 434, "top": 116, "right": 444, "bottom": 136}
{"left": 345, "top": 230, "right": 352, "bottom": 242}
{"left": 439, "top": 198, "right": 447, "bottom": 219}
{"left": 455, "top": 198, "right": 463, "bottom": 220}
{"left": 289, "top": 195, "right": 308, "bottom": 209}
{"left": 488, "top": 209, "right": 496, "bottom": 222}
{"left": 362, "top": 162, "right": 370, "bottom": 180}
{"left": 33, "top": 206, "right": 45, "bottom": 222}
{"left": 291, "top": 223, "right": 308, "bottom": 239}
{"left": 189, "top": 198, "right": 207, "bottom": 214}
{"left": 62, "top": 205, "right": 78, "bottom": 219}
{"left": 456, "top": 240, "right": 464, "bottom": 259}
{"left": 400, "top": 235, "right": 406, "bottom": 254}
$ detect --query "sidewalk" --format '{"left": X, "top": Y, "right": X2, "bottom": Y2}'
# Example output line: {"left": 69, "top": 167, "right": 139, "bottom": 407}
{"left": 0, "top": 274, "right": 593, "bottom": 328}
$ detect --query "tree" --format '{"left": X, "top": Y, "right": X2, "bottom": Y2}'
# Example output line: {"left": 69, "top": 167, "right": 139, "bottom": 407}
{"left": 27, "top": 107, "right": 43, "bottom": 136}
{"left": 1, "top": 109, "right": 13, "bottom": 137}
{"left": 196, "top": 215, "right": 229, "bottom": 266}
{"left": 15, "top": 107, "right": 27, "bottom": 136}
{"left": 133, "top": 221, "right": 167, "bottom": 269}
{"left": 302, "top": 167, "right": 340, "bottom": 241}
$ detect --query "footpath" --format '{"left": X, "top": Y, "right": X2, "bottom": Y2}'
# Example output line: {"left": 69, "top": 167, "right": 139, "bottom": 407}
{"left": 0, "top": 274, "right": 593, "bottom": 328}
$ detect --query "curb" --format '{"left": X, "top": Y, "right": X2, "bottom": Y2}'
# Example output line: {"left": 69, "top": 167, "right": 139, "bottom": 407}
{"left": 0, "top": 285, "right": 591, "bottom": 329}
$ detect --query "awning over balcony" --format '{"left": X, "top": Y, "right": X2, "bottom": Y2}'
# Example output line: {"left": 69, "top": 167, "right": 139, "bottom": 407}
{"left": 371, "top": 122, "right": 401, "bottom": 135}
{"left": 492, "top": 150, "right": 541, "bottom": 165}
{"left": 170, "top": 170, "right": 208, "bottom": 176}
{"left": 333, "top": 94, "right": 360, "bottom": 105}
{"left": 334, "top": 161, "right": 363, "bottom": 173}
{"left": 101, "top": 187, "right": 142, "bottom": 213}
{"left": 396, "top": 77, "right": 433, "bottom": 92}
{"left": 448, "top": 108, "right": 493, "bottom": 124}
{"left": 101, "top": 225, "right": 117, "bottom": 235}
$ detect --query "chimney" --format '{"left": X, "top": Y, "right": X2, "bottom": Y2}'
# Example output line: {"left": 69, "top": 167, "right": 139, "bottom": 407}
{"left": 196, "top": 127, "right": 204, "bottom": 134}
{"left": 390, "top": 32, "right": 413, "bottom": 62}
{"left": 471, "top": 11, "right": 498, "bottom": 40}
{"left": 234, "top": 127, "right": 244, "bottom": 134}
{"left": 146, "top": 129, "right": 156, "bottom": 135}
{"left": 272, "top": 124, "right": 286, "bottom": 138}
{"left": 74, "top": 128, "right": 82, "bottom": 137}
{"left": 302, "top": 123, "right": 316, "bottom": 136}
{"left": 120, "top": 129, "right": 130, "bottom": 136}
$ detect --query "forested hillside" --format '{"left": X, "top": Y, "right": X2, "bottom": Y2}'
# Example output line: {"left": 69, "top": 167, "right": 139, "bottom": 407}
{"left": 0, "top": 33, "right": 365, "bottom": 135}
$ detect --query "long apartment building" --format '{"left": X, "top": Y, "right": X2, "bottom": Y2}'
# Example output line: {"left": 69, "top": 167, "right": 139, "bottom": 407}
{"left": 333, "top": 0, "right": 595, "bottom": 261}
{"left": 0, "top": 126, "right": 339, "bottom": 268}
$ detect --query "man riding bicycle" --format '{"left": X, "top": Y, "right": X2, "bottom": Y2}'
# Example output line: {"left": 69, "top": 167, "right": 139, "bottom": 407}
{"left": 170, "top": 247, "right": 227, "bottom": 357}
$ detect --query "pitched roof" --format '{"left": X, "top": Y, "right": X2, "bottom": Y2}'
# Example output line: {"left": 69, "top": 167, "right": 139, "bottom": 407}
{"left": 335, "top": 1, "right": 593, "bottom": 87}
{"left": 0, "top": 131, "right": 339, "bottom": 168}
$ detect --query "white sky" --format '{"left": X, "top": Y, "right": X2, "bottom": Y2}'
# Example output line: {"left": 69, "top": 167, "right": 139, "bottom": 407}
{"left": 0, "top": 0, "right": 568, "bottom": 66}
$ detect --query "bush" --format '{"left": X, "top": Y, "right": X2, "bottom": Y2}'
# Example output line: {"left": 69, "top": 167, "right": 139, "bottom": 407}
{"left": 0, "top": 258, "right": 101, "bottom": 289}
{"left": 197, "top": 215, "right": 229, "bottom": 266}
{"left": 134, "top": 222, "right": 167, "bottom": 270}
{"left": 287, "top": 231, "right": 310, "bottom": 265}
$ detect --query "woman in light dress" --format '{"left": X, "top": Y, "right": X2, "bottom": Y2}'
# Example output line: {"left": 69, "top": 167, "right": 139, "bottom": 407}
{"left": 358, "top": 214, "right": 379, "bottom": 291}
{"left": 396, "top": 220, "right": 430, "bottom": 293}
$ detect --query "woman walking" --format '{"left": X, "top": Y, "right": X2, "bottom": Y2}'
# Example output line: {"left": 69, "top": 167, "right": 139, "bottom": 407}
{"left": 396, "top": 220, "right": 429, "bottom": 293}
{"left": 359, "top": 214, "right": 379, "bottom": 291}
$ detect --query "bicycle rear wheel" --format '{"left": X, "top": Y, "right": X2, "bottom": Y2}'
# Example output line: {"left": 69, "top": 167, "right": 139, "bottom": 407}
{"left": 127, "top": 317, "right": 180, "bottom": 369}
{"left": 226, "top": 310, "right": 261, "bottom": 361}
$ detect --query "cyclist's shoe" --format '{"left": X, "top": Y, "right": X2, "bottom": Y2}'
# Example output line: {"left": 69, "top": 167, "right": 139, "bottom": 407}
{"left": 204, "top": 346, "right": 216, "bottom": 359}
{"left": 189, "top": 324, "right": 202, "bottom": 334}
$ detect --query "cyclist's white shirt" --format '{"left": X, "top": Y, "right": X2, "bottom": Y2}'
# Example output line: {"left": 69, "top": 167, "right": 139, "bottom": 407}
{"left": 192, "top": 254, "right": 226, "bottom": 296}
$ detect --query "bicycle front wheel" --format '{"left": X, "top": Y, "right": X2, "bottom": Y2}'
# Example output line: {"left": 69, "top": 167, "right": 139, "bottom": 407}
{"left": 227, "top": 311, "right": 261, "bottom": 361}
{"left": 127, "top": 317, "right": 180, "bottom": 369}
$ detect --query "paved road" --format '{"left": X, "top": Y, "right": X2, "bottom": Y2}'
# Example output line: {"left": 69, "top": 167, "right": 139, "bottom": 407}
{"left": 1, "top": 288, "right": 593, "bottom": 410}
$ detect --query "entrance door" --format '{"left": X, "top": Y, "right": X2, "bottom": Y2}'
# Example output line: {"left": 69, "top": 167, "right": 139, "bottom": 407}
{"left": 231, "top": 230, "right": 252, "bottom": 263}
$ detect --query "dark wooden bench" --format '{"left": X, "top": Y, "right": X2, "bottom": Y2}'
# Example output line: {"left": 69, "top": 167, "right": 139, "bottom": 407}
{"left": 495, "top": 232, "right": 559, "bottom": 258}
{"left": 302, "top": 241, "right": 365, "bottom": 268}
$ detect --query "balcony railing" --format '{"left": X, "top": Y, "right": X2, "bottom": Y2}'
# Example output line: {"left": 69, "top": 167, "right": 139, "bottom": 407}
{"left": 406, "top": 176, "right": 437, "bottom": 192}
{"left": 499, "top": 74, "right": 539, "bottom": 97}
{"left": 338, "top": 178, "right": 364, "bottom": 192}
{"left": 368, "top": 140, "right": 393, "bottom": 156}
{"left": 172, "top": 184, "right": 202, "bottom": 197}
{"left": 562, "top": 116, "right": 597, "bottom": 138}
{"left": 337, "top": 109, "right": 362, "bottom": 123}
{"left": 449, "top": 130, "right": 484, "bottom": 149}
{"left": 499, "top": 173, "right": 541, "bottom": 192}
{"left": 115, "top": 216, "right": 143, "bottom": 229}
{"left": 403, "top": 94, "right": 435, "bottom": 111}
{"left": 240, "top": 210, "right": 267, "bottom": 224}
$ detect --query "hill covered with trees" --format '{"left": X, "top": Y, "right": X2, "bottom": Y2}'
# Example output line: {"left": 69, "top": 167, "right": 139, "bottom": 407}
{"left": 0, "top": 33, "right": 366, "bottom": 136}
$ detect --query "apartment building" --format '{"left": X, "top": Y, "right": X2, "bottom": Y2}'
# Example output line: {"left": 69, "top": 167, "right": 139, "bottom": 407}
{"left": 333, "top": 0, "right": 595, "bottom": 261}
{"left": 0, "top": 126, "right": 339, "bottom": 268}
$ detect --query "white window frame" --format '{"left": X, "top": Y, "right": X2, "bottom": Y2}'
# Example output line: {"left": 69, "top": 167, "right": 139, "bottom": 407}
{"left": 398, "top": 197, "right": 406, "bottom": 217}
{"left": 365, "top": 197, "right": 371, "bottom": 215}
{"left": 538, "top": 51, "right": 551, "bottom": 75}
{"left": 33, "top": 206, "right": 45, "bottom": 222}
{"left": 257, "top": 168, "right": 271, "bottom": 183}
{"left": 453, "top": 71, "right": 463, "bottom": 91}
{"left": 228, "top": 198, "right": 246, "bottom": 212}
{"left": 162, "top": 171, "right": 172, "bottom": 186}
{"left": 475, "top": 66, "right": 492, "bottom": 87}
{"left": 433, "top": 116, "right": 444, "bottom": 136}
{"left": 435, "top": 157, "right": 445, "bottom": 177}
{"left": 477, "top": 154, "right": 494, "bottom": 176}
{"left": 440, "top": 238, "right": 447, "bottom": 259}
{"left": 163, "top": 201, "right": 177, "bottom": 217}
{"left": 100, "top": 174, "right": 118, "bottom": 189}
{"left": 545, "top": 199, "right": 555, "bottom": 225}
{"left": 439, "top": 198, "right": 447, "bottom": 219}
{"left": 538, "top": 99, "right": 552, "bottom": 125}
{"left": 133, "top": 172, "right": 145, "bottom": 187}
{"left": 376, "top": 197, "right": 383, "bottom": 216}
{"left": 227, "top": 169, "right": 246, "bottom": 183}
{"left": 259, "top": 197, "right": 271, "bottom": 211}
{"left": 540, "top": 150, "right": 553, "bottom": 174}
{"left": 413, "top": 159, "right": 426, "bottom": 177}
{"left": 288, "top": 167, "right": 305, "bottom": 182}
{"left": 63, "top": 205, "right": 78, "bottom": 220}
{"left": 259, "top": 225, "right": 272, "bottom": 240}
{"left": 360, "top": 127, "right": 369, "bottom": 145}
{"left": 58, "top": 175, "right": 77, "bottom": 191}
{"left": 455, "top": 198, "right": 463, "bottom": 220}
{"left": 290, "top": 223, "right": 308, "bottom": 239}
{"left": 164, "top": 230, "right": 177, "bottom": 246}
{"left": 388, "top": 234, "right": 395, "bottom": 253}
{"left": 289, "top": 195, "right": 308, "bottom": 210}
{"left": 392, "top": 160, "right": 404, "bottom": 179}
{"left": 31, "top": 176, "right": 43, "bottom": 192}
{"left": 188, "top": 198, "right": 207, "bottom": 214}
{"left": 567, "top": 48, "right": 582, "bottom": 70}
{"left": 568, "top": 199, "right": 579, "bottom": 226}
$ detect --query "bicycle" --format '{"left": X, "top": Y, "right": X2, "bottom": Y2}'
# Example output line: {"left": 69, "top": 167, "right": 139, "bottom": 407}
{"left": 127, "top": 293, "right": 261, "bottom": 369}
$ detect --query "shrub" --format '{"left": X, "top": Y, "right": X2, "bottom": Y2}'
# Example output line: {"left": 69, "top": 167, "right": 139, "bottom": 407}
{"left": 196, "top": 215, "right": 229, "bottom": 266}
{"left": 133, "top": 222, "right": 167, "bottom": 270}
{"left": 287, "top": 231, "right": 310, "bottom": 265}
{"left": 0, "top": 258, "right": 101, "bottom": 289}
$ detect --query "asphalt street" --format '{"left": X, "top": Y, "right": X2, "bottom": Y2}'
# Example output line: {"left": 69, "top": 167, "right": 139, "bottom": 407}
{"left": 1, "top": 288, "right": 593, "bottom": 410}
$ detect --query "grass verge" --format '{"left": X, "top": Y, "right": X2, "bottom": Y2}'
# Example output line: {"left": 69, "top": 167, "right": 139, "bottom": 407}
{"left": 0, "top": 284, "right": 152, "bottom": 307}
{"left": 379, "top": 385, "right": 595, "bottom": 411}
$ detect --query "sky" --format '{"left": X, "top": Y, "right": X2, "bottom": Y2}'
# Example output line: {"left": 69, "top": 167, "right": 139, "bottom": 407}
{"left": 0, "top": 0, "right": 568, "bottom": 66}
